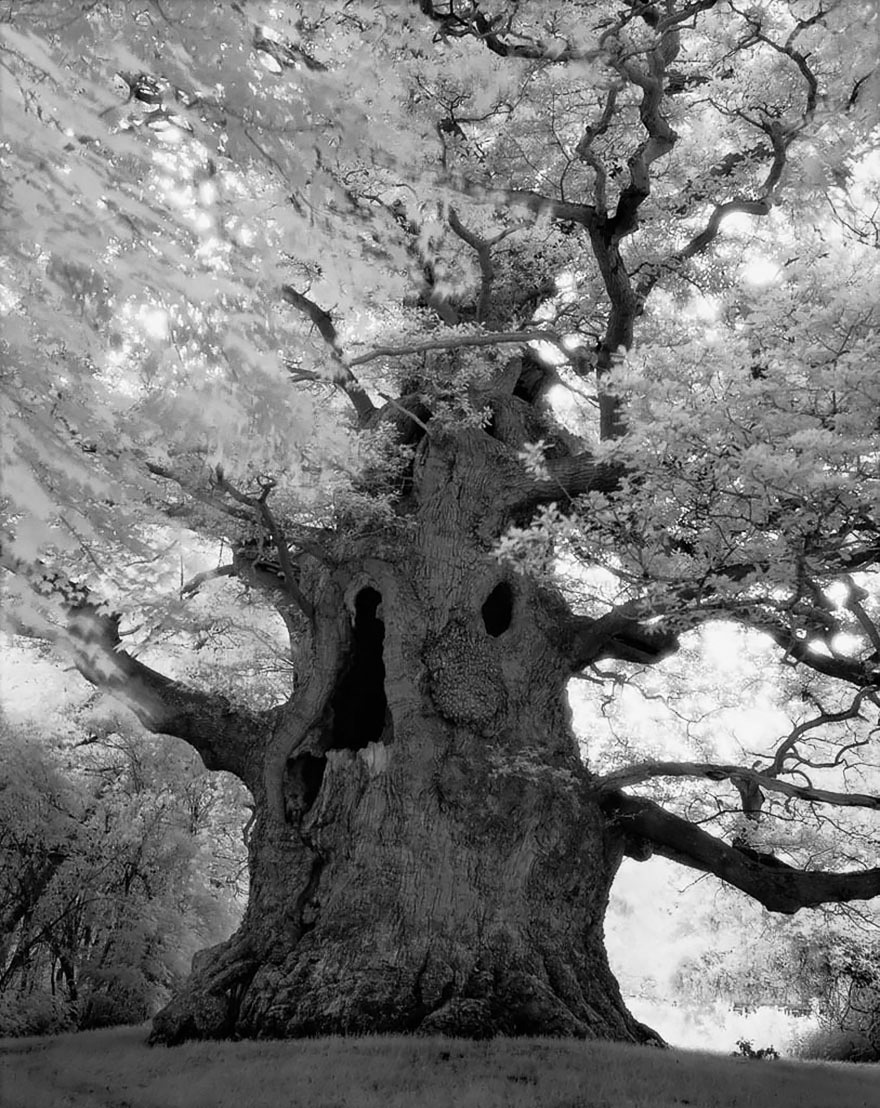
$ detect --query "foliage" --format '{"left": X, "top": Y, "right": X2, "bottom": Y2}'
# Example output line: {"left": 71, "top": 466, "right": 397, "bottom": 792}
{"left": 732, "top": 1037, "right": 779, "bottom": 1059}
{"left": 0, "top": 713, "right": 247, "bottom": 1035}
{"left": 794, "top": 1020, "right": 879, "bottom": 1063}
{"left": 664, "top": 873, "right": 880, "bottom": 1057}
{"left": 3, "top": 2, "right": 878, "bottom": 598}
{"left": 0, "top": 989, "right": 74, "bottom": 1039}
{"left": 791, "top": 930, "right": 880, "bottom": 1061}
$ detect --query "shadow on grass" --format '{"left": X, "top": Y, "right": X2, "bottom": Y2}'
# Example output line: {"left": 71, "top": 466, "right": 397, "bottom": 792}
{"left": 1, "top": 1026, "right": 878, "bottom": 1108}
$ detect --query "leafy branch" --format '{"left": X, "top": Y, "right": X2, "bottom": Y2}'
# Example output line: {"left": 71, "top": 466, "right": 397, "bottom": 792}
{"left": 147, "top": 463, "right": 326, "bottom": 612}
{"left": 212, "top": 467, "right": 315, "bottom": 621}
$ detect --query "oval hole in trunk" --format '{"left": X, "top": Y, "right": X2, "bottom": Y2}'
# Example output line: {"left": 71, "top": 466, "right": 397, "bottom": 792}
{"left": 481, "top": 581, "right": 513, "bottom": 637}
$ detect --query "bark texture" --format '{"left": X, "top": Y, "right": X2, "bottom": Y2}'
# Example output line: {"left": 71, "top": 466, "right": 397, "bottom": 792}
{"left": 149, "top": 430, "right": 659, "bottom": 1045}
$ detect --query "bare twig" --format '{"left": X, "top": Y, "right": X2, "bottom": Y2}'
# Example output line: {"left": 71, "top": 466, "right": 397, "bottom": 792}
{"left": 768, "top": 686, "right": 880, "bottom": 777}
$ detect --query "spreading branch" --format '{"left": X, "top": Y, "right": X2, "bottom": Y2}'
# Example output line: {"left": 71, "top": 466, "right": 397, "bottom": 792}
{"left": 603, "top": 791, "right": 880, "bottom": 913}
{"left": 736, "top": 4, "right": 820, "bottom": 121}
{"left": 762, "top": 620, "right": 880, "bottom": 691}
{"left": 0, "top": 557, "right": 267, "bottom": 785}
{"left": 636, "top": 11, "right": 820, "bottom": 299}
{"left": 574, "top": 85, "right": 620, "bottom": 215}
{"left": 146, "top": 461, "right": 254, "bottom": 523}
{"left": 281, "top": 285, "right": 376, "bottom": 423}
{"left": 596, "top": 761, "right": 880, "bottom": 811}
{"left": 450, "top": 179, "right": 597, "bottom": 228}
{"left": 843, "top": 575, "right": 880, "bottom": 658}
{"left": 146, "top": 463, "right": 329, "bottom": 612}
{"left": 447, "top": 207, "right": 525, "bottom": 324}
{"left": 766, "top": 685, "right": 878, "bottom": 777}
{"left": 212, "top": 467, "right": 315, "bottom": 621}
{"left": 572, "top": 24, "right": 681, "bottom": 440}
{"left": 605, "top": 27, "right": 680, "bottom": 240}
{"left": 347, "top": 328, "right": 572, "bottom": 368}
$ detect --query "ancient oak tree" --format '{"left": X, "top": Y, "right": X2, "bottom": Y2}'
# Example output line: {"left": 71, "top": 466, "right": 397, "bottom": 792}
{"left": 1, "top": 1, "right": 879, "bottom": 1043}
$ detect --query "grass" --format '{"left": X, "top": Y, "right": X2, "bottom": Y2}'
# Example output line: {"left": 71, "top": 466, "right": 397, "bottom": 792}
{"left": 1, "top": 1026, "right": 878, "bottom": 1108}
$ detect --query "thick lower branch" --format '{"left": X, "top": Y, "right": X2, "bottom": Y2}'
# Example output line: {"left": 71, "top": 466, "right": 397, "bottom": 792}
{"left": 67, "top": 606, "right": 268, "bottom": 785}
{"left": 603, "top": 791, "right": 880, "bottom": 913}
{"left": 567, "top": 607, "right": 680, "bottom": 669}
{"left": 3, "top": 559, "right": 267, "bottom": 784}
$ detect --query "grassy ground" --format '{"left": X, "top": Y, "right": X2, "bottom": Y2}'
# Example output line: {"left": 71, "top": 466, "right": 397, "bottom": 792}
{"left": 1, "top": 1026, "right": 878, "bottom": 1108}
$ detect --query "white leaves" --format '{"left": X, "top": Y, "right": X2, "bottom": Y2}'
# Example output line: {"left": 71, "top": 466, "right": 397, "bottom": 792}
{"left": 517, "top": 440, "right": 551, "bottom": 480}
{"left": 2, "top": 0, "right": 877, "bottom": 662}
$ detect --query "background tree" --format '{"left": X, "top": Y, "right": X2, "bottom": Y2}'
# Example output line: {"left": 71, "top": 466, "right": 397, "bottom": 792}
{"left": 0, "top": 711, "right": 247, "bottom": 1036}
{"left": 1, "top": 1, "right": 878, "bottom": 1043}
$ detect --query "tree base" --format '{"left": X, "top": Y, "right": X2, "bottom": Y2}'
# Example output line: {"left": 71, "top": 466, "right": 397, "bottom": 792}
{"left": 150, "top": 931, "right": 662, "bottom": 1047}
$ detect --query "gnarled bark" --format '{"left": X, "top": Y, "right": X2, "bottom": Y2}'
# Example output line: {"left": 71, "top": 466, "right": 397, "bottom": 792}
{"left": 148, "top": 431, "right": 661, "bottom": 1045}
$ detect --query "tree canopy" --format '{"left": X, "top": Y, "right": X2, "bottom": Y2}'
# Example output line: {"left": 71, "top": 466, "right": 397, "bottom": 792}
{"left": 1, "top": 0, "right": 879, "bottom": 1043}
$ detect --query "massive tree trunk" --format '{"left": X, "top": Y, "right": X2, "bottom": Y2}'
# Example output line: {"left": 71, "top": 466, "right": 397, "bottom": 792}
{"left": 148, "top": 426, "right": 659, "bottom": 1045}
{"left": 17, "top": 411, "right": 876, "bottom": 1047}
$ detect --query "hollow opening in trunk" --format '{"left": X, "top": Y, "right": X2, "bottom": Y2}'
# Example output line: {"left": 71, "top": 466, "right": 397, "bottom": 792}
{"left": 481, "top": 581, "right": 513, "bottom": 637}
{"left": 330, "top": 587, "right": 388, "bottom": 751}
{"left": 284, "top": 751, "right": 327, "bottom": 817}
